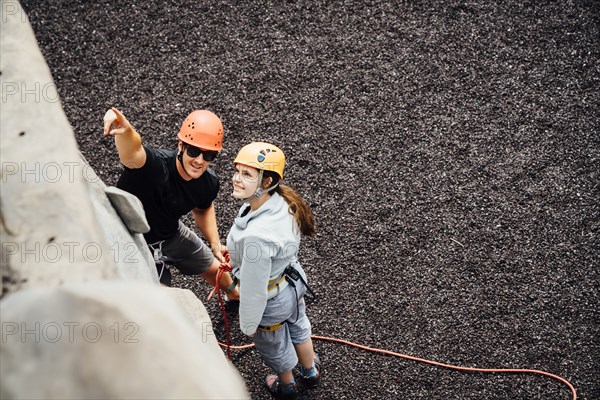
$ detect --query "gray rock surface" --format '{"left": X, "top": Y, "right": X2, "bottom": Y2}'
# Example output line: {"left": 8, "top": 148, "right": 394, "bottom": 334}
{"left": 1, "top": 0, "right": 118, "bottom": 293}
{"left": 0, "top": 282, "right": 249, "bottom": 400}
{"left": 0, "top": 0, "right": 158, "bottom": 292}
{"left": 0, "top": 3, "right": 247, "bottom": 399}
{"left": 105, "top": 186, "right": 151, "bottom": 234}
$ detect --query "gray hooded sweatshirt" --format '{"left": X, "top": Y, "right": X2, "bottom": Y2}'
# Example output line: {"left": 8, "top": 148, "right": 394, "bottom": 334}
{"left": 226, "top": 192, "right": 301, "bottom": 336}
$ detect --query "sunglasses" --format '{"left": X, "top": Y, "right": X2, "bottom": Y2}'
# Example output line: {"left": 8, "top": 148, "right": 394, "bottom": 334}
{"left": 185, "top": 144, "right": 219, "bottom": 161}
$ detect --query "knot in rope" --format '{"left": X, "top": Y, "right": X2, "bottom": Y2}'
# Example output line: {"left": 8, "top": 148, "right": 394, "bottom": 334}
{"left": 207, "top": 260, "right": 232, "bottom": 302}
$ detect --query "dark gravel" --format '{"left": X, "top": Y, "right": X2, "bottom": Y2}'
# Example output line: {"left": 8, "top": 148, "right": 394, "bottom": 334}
{"left": 20, "top": 1, "right": 599, "bottom": 399}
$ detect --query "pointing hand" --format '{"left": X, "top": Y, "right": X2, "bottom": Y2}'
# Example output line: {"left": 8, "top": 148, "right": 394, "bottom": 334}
{"left": 103, "top": 107, "right": 133, "bottom": 136}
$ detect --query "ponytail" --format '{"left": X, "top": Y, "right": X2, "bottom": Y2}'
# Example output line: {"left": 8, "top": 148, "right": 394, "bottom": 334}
{"left": 263, "top": 171, "right": 316, "bottom": 236}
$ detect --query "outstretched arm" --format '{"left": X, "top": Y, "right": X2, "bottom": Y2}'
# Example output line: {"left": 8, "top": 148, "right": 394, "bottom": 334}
{"left": 103, "top": 107, "right": 146, "bottom": 169}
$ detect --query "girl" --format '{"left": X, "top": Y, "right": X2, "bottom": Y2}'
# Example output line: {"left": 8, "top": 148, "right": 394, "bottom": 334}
{"left": 226, "top": 142, "right": 320, "bottom": 399}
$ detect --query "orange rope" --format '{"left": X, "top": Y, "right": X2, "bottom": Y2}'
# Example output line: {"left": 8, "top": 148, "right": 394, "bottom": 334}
{"left": 218, "top": 335, "right": 576, "bottom": 399}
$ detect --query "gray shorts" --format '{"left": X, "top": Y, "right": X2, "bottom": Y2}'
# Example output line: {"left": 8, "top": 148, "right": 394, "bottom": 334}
{"left": 253, "top": 276, "right": 312, "bottom": 373}
{"left": 149, "top": 221, "right": 215, "bottom": 276}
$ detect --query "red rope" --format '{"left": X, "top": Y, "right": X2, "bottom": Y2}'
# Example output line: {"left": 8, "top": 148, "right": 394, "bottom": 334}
{"left": 206, "top": 257, "right": 233, "bottom": 359}
{"left": 206, "top": 256, "right": 575, "bottom": 398}
{"left": 217, "top": 336, "right": 576, "bottom": 399}
{"left": 215, "top": 284, "right": 231, "bottom": 359}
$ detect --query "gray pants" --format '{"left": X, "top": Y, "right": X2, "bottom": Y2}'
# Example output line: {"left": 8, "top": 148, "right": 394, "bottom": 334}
{"left": 253, "top": 276, "right": 312, "bottom": 373}
{"left": 149, "top": 221, "right": 215, "bottom": 284}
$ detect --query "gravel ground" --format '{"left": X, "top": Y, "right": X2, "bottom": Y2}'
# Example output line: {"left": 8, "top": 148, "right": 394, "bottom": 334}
{"left": 20, "top": 1, "right": 599, "bottom": 399}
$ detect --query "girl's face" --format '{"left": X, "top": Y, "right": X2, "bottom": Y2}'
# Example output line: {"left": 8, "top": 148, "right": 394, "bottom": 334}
{"left": 232, "top": 164, "right": 260, "bottom": 199}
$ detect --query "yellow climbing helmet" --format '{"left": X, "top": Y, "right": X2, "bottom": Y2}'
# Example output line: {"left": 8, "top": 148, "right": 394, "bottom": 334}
{"left": 233, "top": 142, "right": 285, "bottom": 179}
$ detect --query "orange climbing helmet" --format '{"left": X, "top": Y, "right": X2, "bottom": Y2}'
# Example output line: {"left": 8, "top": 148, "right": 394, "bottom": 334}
{"left": 234, "top": 142, "right": 286, "bottom": 179}
{"left": 177, "top": 110, "right": 224, "bottom": 151}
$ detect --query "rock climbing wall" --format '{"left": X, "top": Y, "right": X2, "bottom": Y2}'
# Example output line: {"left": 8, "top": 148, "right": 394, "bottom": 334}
{"left": 0, "top": 2, "right": 249, "bottom": 398}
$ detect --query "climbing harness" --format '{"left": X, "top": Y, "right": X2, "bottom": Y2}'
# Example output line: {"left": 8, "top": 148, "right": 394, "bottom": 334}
{"left": 237, "top": 263, "right": 316, "bottom": 333}
{"left": 207, "top": 262, "right": 308, "bottom": 352}
{"left": 283, "top": 264, "right": 316, "bottom": 301}
{"left": 258, "top": 323, "right": 284, "bottom": 332}
{"left": 148, "top": 240, "right": 168, "bottom": 282}
{"left": 207, "top": 264, "right": 577, "bottom": 400}
{"left": 256, "top": 263, "right": 317, "bottom": 331}
{"left": 227, "top": 272, "right": 288, "bottom": 299}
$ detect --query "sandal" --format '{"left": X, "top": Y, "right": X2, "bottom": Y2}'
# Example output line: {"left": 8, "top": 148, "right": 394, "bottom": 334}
{"left": 265, "top": 375, "right": 298, "bottom": 399}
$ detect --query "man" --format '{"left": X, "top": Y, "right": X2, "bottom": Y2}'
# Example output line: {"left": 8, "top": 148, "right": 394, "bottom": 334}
{"left": 103, "top": 107, "right": 239, "bottom": 301}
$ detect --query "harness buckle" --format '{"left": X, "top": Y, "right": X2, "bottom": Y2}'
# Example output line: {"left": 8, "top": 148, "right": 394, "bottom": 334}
{"left": 284, "top": 264, "right": 317, "bottom": 301}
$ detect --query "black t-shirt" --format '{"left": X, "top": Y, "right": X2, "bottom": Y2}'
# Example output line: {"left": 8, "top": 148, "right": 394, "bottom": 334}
{"left": 116, "top": 146, "right": 220, "bottom": 243}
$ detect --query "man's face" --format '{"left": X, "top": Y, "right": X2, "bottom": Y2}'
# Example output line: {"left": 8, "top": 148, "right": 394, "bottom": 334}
{"left": 178, "top": 142, "right": 217, "bottom": 179}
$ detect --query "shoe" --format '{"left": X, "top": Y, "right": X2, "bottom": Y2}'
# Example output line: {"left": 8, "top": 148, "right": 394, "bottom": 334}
{"left": 299, "top": 353, "right": 321, "bottom": 388}
{"left": 223, "top": 296, "right": 239, "bottom": 312}
{"left": 265, "top": 375, "right": 298, "bottom": 399}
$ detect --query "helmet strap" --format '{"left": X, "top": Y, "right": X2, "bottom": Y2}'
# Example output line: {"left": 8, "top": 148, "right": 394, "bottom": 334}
{"left": 252, "top": 169, "right": 280, "bottom": 198}
{"left": 253, "top": 184, "right": 279, "bottom": 198}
